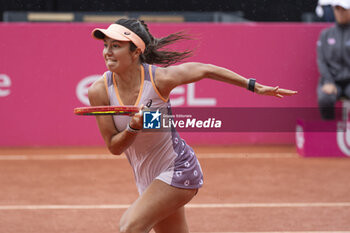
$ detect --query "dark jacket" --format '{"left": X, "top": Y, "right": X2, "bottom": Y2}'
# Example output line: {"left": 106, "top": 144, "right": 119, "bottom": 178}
{"left": 317, "top": 23, "right": 350, "bottom": 84}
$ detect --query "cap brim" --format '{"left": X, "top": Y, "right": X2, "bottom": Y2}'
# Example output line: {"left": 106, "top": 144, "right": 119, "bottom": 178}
{"left": 332, "top": 0, "right": 350, "bottom": 9}
{"left": 91, "top": 24, "right": 146, "bottom": 53}
{"left": 333, "top": 4, "right": 350, "bottom": 9}
{"left": 92, "top": 28, "right": 130, "bottom": 42}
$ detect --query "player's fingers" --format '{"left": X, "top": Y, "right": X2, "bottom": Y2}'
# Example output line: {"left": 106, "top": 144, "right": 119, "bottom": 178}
{"left": 278, "top": 89, "right": 298, "bottom": 95}
{"left": 136, "top": 104, "right": 145, "bottom": 116}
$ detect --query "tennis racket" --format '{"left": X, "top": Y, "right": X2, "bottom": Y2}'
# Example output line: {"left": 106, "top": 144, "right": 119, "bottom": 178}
{"left": 74, "top": 106, "right": 140, "bottom": 116}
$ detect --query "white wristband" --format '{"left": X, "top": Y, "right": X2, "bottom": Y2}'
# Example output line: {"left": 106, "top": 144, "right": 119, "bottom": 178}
{"left": 127, "top": 123, "right": 140, "bottom": 133}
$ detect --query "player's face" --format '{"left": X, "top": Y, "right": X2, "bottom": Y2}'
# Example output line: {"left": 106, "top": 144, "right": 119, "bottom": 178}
{"left": 103, "top": 37, "right": 134, "bottom": 72}
{"left": 334, "top": 6, "right": 350, "bottom": 25}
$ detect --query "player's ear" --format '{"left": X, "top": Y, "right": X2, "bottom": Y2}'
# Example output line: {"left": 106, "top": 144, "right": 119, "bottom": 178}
{"left": 132, "top": 48, "right": 142, "bottom": 60}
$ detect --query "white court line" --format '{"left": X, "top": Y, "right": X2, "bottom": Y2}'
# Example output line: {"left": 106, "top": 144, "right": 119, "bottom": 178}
{"left": 192, "top": 232, "right": 350, "bottom": 233}
{"left": 0, "top": 154, "right": 121, "bottom": 160}
{"left": 198, "top": 153, "right": 297, "bottom": 159}
{"left": 0, "top": 202, "right": 349, "bottom": 210}
{"left": 0, "top": 153, "right": 297, "bottom": 161}
{"left": 188, "top": 202, "right": 350, "bottom": 208}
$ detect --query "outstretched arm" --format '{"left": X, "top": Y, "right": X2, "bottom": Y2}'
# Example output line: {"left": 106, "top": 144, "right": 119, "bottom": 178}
{"left": 156, "top": 62, "right": 297, "bottom": 99}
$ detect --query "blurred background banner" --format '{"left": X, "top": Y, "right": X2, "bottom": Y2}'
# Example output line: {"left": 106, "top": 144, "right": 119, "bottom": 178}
{"left": 0, "top": 22, "right": 330, "bottom": 146}
{"left": 0, "top": 0, "right": 320, "bottom": 23}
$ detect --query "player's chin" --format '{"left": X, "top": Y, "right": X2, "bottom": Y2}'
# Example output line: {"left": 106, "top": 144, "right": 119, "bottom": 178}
{"left": 105, "top": 61, "right": 118, "bottom": 70}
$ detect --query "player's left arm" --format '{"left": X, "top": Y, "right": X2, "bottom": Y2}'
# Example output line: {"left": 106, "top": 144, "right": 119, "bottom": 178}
{"left": 155, "top": 62, "right": 297, "bottom": 99}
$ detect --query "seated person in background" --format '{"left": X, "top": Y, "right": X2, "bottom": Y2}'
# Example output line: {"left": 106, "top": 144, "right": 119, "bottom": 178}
{"left": 317, "top": 0, "right": 350, "bottom": 119}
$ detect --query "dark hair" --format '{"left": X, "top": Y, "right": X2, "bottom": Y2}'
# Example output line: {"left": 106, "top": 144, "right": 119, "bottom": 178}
{"left": 115, "top": 18, "right": 193, "bottom": 67}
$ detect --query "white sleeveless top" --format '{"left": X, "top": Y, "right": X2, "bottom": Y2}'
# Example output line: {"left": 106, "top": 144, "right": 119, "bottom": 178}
{"left": 103, "top": 63, "right": 203, "bottom": 194}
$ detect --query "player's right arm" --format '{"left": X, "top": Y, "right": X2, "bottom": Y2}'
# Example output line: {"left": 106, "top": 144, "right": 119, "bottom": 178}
{"left": 88, "top": 77, "right": 141, "bottom": 155}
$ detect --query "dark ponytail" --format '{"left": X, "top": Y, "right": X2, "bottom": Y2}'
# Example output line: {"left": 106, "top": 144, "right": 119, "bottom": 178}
{"left": 115, "top": 18, "right": 193, "bottom": 67}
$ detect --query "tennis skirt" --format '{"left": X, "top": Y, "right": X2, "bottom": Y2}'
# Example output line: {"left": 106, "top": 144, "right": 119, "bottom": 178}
{"left": 156, "top": 144, "right": 204, "bottom": 191}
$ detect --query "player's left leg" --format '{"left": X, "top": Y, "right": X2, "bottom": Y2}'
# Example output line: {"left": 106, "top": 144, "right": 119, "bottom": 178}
{"left": 119, "top": 179, "right": 197, "bottom": 233}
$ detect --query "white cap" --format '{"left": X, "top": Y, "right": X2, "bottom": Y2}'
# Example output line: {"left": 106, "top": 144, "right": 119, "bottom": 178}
{"left": 332, "top": 0, "right": 350, "bottom": 9}
{"left": 318, "top": 0, "right": 334, "bottom": 6}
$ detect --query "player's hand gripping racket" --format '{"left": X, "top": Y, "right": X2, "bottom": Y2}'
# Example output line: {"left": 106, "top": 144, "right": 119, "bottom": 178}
{"left": 74, "top": 106, "right": 141, "bottom": 116}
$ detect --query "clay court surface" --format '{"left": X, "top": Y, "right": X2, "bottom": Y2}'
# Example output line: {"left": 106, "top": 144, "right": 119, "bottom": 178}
{"left": 0, "top": 145, "right": 350, "bottom": 233}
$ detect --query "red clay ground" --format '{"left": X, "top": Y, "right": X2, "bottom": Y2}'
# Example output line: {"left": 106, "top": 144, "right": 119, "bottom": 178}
{"left": 0, "top": 146, "right": 350, "bottom": 233}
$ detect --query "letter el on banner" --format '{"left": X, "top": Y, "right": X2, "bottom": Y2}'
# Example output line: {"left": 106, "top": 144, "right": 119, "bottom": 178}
{"left": 0, "top": 74, "right": 11, "bottom": 97}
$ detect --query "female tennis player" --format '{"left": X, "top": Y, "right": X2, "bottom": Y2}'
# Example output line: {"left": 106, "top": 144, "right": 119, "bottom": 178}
{"left": 88, "top": 18, "right": 297, "bottom": 233}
